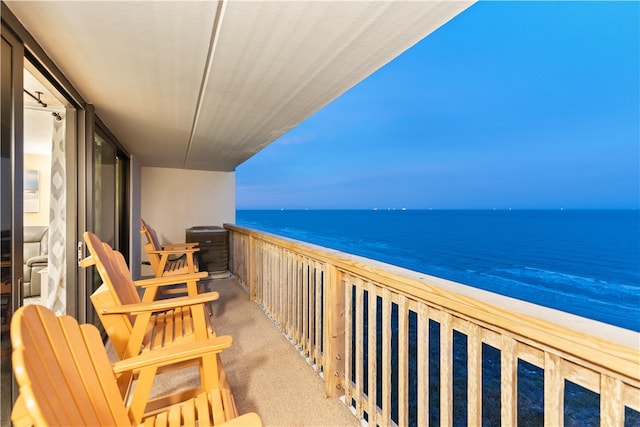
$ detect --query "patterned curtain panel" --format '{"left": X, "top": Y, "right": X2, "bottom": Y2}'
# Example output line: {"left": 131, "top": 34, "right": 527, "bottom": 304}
{"left": 47, "top": 114, "right": 66, "bottom": 314}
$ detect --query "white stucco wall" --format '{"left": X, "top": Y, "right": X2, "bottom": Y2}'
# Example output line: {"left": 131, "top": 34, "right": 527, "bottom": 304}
{"left": 139, "top": 166, "right": 235, "bottom": 276}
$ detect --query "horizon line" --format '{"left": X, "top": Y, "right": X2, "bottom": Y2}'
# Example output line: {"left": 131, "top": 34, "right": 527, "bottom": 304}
{"left": 236, "top": 207, "right": 639, "bottom": 211}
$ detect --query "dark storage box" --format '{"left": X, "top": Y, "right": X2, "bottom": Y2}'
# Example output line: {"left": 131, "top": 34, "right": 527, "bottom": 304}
{"left": 185, "top": 226, "right": 228, "bottom": 273}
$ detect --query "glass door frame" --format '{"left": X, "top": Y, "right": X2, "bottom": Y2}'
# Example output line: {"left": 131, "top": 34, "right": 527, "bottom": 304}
{"left": 3, "top": 3, "right": 88, "bottom": 322}
{"left": 1, "top": 23, "right": 25, "bottom": 427}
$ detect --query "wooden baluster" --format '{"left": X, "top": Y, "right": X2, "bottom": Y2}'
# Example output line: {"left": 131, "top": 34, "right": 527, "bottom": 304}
{"left": 382, "top": 287, "right": 393, "bottom": 425}
{"left": 398, "top": 295, "right": 409, "bottom": 427}
{"left": 544, "top": 352, "right": 564, "bottom": 427}
{"left": 354, "top": 278, "right": 365, "bottom": 419}
{"left": 367, "top": 281, "right": 378, "bottom": 424}
{"left": 601, "top": 374, "right": 623, "bottom": 426}
{"left": 313, "top": 260, "right": 323, "bottom": 368}
{"left": 417, "top": 302, "right": 430, "bottom": 427}
{"left": 467, "top": 323, "right": 483, "bottom": 426}
{"left": 501, "top": 335, "right": 518, "bottom": 427}
{"left": 440, "top": 312, "right": 453, "bottom": 427}
{"left": 344, "top": 275, "right": 354, "bottom": 402}
{"left": 324, "top": 265, "right": 345, "bottom": 397}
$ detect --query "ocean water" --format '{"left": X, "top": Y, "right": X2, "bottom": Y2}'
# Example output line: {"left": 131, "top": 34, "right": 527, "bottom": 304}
{"left": 236, "top": 209, "right": 640, "bottom": 332}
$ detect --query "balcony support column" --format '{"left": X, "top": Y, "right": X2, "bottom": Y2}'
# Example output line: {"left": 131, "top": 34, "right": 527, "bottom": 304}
{"left": 324, "top": 264, "right": 345, "bottom": 397}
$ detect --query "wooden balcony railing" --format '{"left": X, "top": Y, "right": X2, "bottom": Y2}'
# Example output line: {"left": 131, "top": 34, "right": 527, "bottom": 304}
{"left": 225, "top": 224, "right": 639, "bottom": 426}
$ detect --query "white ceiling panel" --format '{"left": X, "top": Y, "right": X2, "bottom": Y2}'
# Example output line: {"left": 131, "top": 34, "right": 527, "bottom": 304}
{"left": 6, "top": 1, "right": 473, "bottom": 171}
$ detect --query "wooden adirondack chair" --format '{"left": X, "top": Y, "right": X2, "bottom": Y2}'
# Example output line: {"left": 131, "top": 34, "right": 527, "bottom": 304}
{"left": 141, "top": 218, "right": 200, "bottom": 278}
{"left": 81, "top": 231, "right": 217, "bottom": 352}
{"left": 81, "top": 231, "right": 225, "bottom": 417}
{"left": 10, "top": 304, "right": 262, "bottom": 427}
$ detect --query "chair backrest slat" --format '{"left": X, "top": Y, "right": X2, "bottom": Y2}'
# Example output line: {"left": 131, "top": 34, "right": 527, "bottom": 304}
{"left": 84, "top": 231, "right": 141, "bottom": 307}
{"left": 141, "top": 219, "right": 165, "bottom": 275}
{"left": 141, "top": 218, "right": 162, "bottom": 251}
{"left": 148, "top": 223, "right": 162, "bottom": 251}
{"left": 11, "top": 305, "right": 130, "bottom": 426}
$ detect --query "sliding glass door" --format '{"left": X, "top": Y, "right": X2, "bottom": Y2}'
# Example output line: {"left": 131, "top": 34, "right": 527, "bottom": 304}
{"left": 1, "top": 25, "right": 24, "bottom": 427}
{"left": 86, "top": 127, "right": 129, "bottom": 329}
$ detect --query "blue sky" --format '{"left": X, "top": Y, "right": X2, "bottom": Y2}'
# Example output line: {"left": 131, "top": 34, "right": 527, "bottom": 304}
{"left": 236, "top": 1, "right": 639, "bottom": 210}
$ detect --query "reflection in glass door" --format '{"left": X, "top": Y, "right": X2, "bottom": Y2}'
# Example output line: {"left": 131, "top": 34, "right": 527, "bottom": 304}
{"left": 88, "top": 129, "right": 128, "bottom": 328}
{"left": 94, "top": 132, "right": 116, "bottom": 247}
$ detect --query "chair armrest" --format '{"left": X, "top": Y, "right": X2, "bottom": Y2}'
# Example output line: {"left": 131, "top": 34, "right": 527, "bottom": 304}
{"left": 134, "top": 271, "right": 208, "bottom": 288}
{"left": 161, "top": 242, "right": 199, "bottom": 250}
{"left": 146, "top": 248, "right": 199, "bottom": 255}
{"left": 98, "top": 291, "right": 220, "bottom": 315}
{"left": 26, "top": 255, "right": 48, "bottom": 267}
{"left": 112, "top": 335, "right": 232, "bottom": 374}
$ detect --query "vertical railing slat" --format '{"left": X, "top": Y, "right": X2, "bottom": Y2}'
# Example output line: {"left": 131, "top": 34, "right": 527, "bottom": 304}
{"left": 382, "top": 288, "right": 392, "bottom": 426}
{"left": 302, "top": 257, "right": 309, "bottom": 357}
{"left": 398, "top": 295, "right": 409, "bottom": 427}
{"left": 344, "top": 275, "right": 353, "bottom": 403}
{"left": 440, "top": 312, "right": 453, "bottom": 427}
{"left": 324, "top": 265, "right": 345, "bottom": 398}
{"left": 276, "top": 246, "right": 282, "bottom": 326}
{"left": 285, "top": 250, "right": 291, "bottom": 338}
{"left": 418, "top": 302, "right": 430, "bottom": 427}
{"left": 367, "top": 281, "right": 378, "bottom": 425}
{"left": 295, "top": 254, "right": 303, "bottom": 347}
{"left": 259, "top": 242, "right": 264, "bottom": 304}
{"left": 263, "top": 243, "right": 269, "bottom": 310}
{"left": 309, "top": 260, "right": 317, "bottom": 364}
{"left": 544, "top": 352, "right": 564, "bottom": 427}
{"left": 354, "top": 278, "right": 365, "bottom": 419}
{"left": 270, "top": 244, "right": 275, "bottom": 313}
{"left": 314, "top": 261, "right": 323, "bottom": 369}
{"left": 600, "top": 375, "right": 623, "bottom": 427}
{"left": 265, "top": 244, "right": 270, "bottom": 312}
{"left": 277, "top": 246, "right": 282, "bottom": 323}
{"left": 501, "top": 335, "right": 517, "bottom": 427}
{"left": 468, "top": 323, "right": 482, "bottom": 426}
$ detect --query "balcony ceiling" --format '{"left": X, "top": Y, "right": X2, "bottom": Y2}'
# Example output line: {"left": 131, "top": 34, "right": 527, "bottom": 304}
{"left": 7, "top": 1, "right": 472, "bottom": 172}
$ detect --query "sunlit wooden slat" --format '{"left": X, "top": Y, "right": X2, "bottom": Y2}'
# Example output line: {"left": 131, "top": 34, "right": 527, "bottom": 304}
{"left": 295, "top": 254, "right": 303, "bottom": 347}
{"left": 417, "top": 302, "right": 430, "bottom": 427}
{"left": 544, "top": 352, "right": 564, "bottom": 427}
{"left": 354, "top": 278, "right": 365, "bottom": 419}
{"left": 367, "top": 281, "right": 378, "bottom": 425}
{"left": 284, "top": 250, "right": 292, "bottom": 338}
{"left": 344, "top": 275, "right": 354, "bottom": 402}
{"left": 468, "top": 323, "right": 482, "bottom": 426}
{"left": 398, "top": 295, "right": 409, "bottom": 427}
{"left": 314, "top": 261, "right": 323, "bottom": 368}
{"left": 302, "top": 257, "right": 309, "bottom": 356}
{"left": 440, "top": 312, "right": 453, "bottom": 427}
{"left": 309, "top": 260, "right": 317, "bottom": 364}
{"left": 600, "top": 375, "right": 623, "bottom": 427}
{"left": 501, "top": 335, "right": 517, "bottom": 427}
{"left": 382, "top": 287, "right": 392, "bottom": 425}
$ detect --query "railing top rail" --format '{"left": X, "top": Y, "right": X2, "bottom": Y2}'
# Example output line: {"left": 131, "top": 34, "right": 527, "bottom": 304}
{"left": 225, "top": 224, "right": 640, "bottom": 383}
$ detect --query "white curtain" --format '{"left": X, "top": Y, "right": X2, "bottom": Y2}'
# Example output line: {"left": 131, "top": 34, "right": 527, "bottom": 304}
{"left": 47, "top": 114, "right": 66, "bottom": 314}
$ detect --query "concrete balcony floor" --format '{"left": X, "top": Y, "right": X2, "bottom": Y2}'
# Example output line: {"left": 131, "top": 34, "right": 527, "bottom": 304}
{"left": 143, "top": 276, "right": 359, "bottom": 426}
